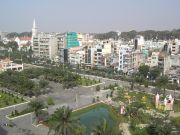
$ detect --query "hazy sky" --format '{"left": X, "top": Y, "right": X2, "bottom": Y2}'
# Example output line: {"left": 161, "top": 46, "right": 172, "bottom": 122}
{"left": 0, "top": 0, "right": 180, "bottom": 33}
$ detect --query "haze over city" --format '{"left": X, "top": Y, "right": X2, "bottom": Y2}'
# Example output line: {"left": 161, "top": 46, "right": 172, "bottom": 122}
{"left": 1, "top": 0, "right": 180, "bottom": 33}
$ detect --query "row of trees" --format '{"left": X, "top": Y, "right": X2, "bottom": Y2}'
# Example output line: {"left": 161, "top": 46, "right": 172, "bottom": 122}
{"left": 6, "top": 32, "right": 32, "bottom": 39}
{"left": 94, "top": 31, "right": 119, "bottom": 40}
{"left": 121, "top": 29, "right": 180, "bottom": 40}
{"left": 136, "top": 64, "right": 180, "bottom": 94}
{"left": 94, "top": 29, "right": 180, "bottom": 40}
{"left": 43, "top": 67, "right": 81, "bottom": 89}
{"left": 0, "top": 41, "right": 34, "bottom": 63}
{"left": 0, "top": 67, "right": 81, "bottom": 96}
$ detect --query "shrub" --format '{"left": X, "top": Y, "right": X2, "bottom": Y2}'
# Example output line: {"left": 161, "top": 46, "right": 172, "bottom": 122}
{"left": 14, "top": 110, "right": 19, "bottom": 115}
{"left": 96, "top": 85, "right": 100, "bottom": 91}
{"left": 39, "top": 79, "right": 49, "bottom": 88}
{"left": 5, "top": 101, "right": 9, "bottom": 105}
{"left": 14, "top": 99, "right": 17, "bottom": 103}
{"left": 11, "top": 111, "right": 14, "bottom": 117}
{"left": 47, "top": 97, "right": 55, "bottom": 105}
{"left": 144, "top": 80, "right": 149, "bottom": 88}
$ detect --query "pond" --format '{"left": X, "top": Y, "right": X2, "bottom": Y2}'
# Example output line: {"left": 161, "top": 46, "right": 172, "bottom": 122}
{"left": 73, "top": 103, "right": 117, "bottom": 134}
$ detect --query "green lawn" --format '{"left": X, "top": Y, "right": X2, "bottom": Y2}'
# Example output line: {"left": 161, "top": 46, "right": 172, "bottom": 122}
{"left": 79, "top": 77, "right": 100, "bottom": 86}
{"left": 0, "top": 91, "right": 25, "bottom": 108}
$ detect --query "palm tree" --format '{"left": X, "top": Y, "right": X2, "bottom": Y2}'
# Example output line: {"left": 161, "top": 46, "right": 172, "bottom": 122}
{"left": 28, "top": 99, "right": 45, "bottom": 124}
{"left": 92, "top": 119, "right": 113, "bottom": 135}
{"left": 48, "top": 106, "right": 78, "bottom": 135}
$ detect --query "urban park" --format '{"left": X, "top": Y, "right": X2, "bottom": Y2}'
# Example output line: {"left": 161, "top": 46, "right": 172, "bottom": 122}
{"left": 0, "top": 67, "right": 180, "bottom": 135}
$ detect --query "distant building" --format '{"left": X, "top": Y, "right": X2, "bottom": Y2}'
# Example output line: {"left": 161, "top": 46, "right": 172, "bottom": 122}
{"left": 0, "top": 32, "right": 8, "bottom": 41}
{"left": 0, "top": 58, "right": 23, "bottom": 72}
{"left": 171, "top": 39, "right": 180, "bottom": 55}
{"left": 134, "top": 35, "right": 145, "bottom": 50}
{"left": 32, "top": 33, "right": 58, "bottom": 60}
{"left": 158, "top": 52, "right": 171, "bottom": 75}
{"left": 31, "top": 19, "right": 59, "bottom": 60}
{"left": 59, "top": 48, "right": 68, "bottom": 64}
{"left": 118, "top": 46, "right": 132, "bottom": 72}
{"left": 132, "top": 50, "right": 144, "bottom": 69}
{"left": 84, "top": 44, "right": 103, "bottom": 68}
{"left": 69, "top": 47, "right": 84, "bottom": 65}
{"left": 145, "top": 52, "right": 159, "bottom": 67}
{"left": 15, "top": 36, "right": 31, "bottom": 50}
{"left": 66, "top": 32, "right": 80, "bottom": 48}
{"left": 170, "top": 54, "right": 180, "bottom": 67}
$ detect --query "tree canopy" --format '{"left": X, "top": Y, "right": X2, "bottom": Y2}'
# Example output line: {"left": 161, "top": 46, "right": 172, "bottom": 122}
{"left": 94, "top": 31, "right": 119, "bottom": 40}
{"left": 6, "top": 32, "right": 32, "bottom": 39}
{"left": 94, "top": 29, "right": 180, "bottom": 40}
{"left": 138, "top": 65, "right": 150, "bottom": 78}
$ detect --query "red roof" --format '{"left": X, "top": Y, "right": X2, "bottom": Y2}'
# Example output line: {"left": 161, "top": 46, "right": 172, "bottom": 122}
{"left": 19, "top": 36, "right": 31, "bottom": 41}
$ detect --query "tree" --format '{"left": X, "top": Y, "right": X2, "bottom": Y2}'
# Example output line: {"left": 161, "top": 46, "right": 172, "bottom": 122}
{"left": 146, "top": 114, "right": 172, "bottom": 135}
{"left": 149, "top": 66, "right": 161, "bottom": 80}
{"left": 39, "top": 79, "right": 49, "bottom": 88}
{"left": 48, "top": 106, "right": 78, "bottom": 135}
{"left": 156, "top": 75, "right": 168, "bottom": 97}
{"left": 96, "top": 85, "right": 100, "bottom": 91}
{"left": 138, "top": 65, "right": 150, "bottom": 78}
{"left": 126, "top": 101, "right": 145, "bottom": 125}
{"left": 92, "top": 119, "right": 114, "bottom": 135}
{"left": 144, "top": 80, "right": 149, "bottom": 88}
{"left": 28, "top": 99, "right": 45, "bottom": 124}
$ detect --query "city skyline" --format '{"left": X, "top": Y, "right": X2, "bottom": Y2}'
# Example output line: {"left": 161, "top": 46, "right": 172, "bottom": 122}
{"left": 0, "top": 0, "right": 180, "bottom": 33}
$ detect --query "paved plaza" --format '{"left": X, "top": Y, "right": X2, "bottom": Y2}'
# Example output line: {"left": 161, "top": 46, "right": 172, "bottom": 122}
{"left": 0, "top": 75, "right": 113, "bottom": 135}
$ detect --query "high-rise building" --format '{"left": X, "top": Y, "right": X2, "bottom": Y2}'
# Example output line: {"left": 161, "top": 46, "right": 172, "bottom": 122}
{"left": 118, "top": 46, "right": 132, "bottom": 72}
{"left": 134, "top": 35, "right": 145, "bottom": 50}
{"left": 66, "top": 32, "right": 80, "bottom": 48}
{"left": 84, "top": 44, "right": 103, "bottom": 68}
{"left": 31, "top": 19, "right": 59, "bottom": 60}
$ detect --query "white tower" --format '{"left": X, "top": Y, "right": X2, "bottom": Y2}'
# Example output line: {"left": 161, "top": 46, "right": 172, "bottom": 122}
{"left": 32, "top": 19, "right": 38, "bottom": 37}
